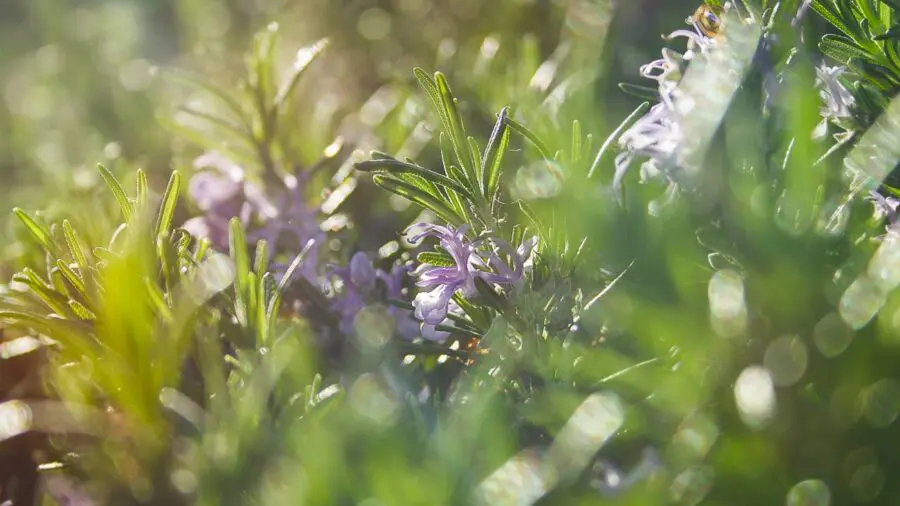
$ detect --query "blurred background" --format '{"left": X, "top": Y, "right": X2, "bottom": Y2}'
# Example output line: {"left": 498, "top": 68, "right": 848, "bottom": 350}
{"left": 0, "top": 0, "right": 703, "bottom": 249}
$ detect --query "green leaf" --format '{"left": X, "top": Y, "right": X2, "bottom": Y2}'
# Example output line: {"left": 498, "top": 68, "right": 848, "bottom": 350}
{"left": 372, "top": 174, "right": 463, "bottom": 225}
{"left": 435, "top": 72, "right": 477, "bottom": 183}
{"left": 62, "top": 220, "right": 89, "bottom": 272}
{"left": 417, "top": 251, "right": 456, "bottom": 267}
{"left": 874, "top": 25, "right": 900, "bottom": 41}
{"left": 68, "top": 299, "right": 95, "bottom": 320}
{"left": 617, "top": 82, "right": 659, "bottom": 101}
{"left": 13, "top": 208, "right": 55, "bottom": 253}
{"left": 414, "top": 68, "right": 478, "bottom": 188}
{"left": 56, "top": 260, "right": 87, "bottom": 300}
{"left": 812, "top": 0, "right": 864, "bottom": 41}
{"left": 505, "top": 116, "right": 552, "bottom": 160}
{"left": 136, "top": 169, "right": 148, "bottom": 208}
{"left": 155, "top": 171, "right": 181, "bottom": 239}
{"left": 588, "top": 101, "right": 650, "bottom": 179}
{"left": 158, "top": 67, "right": 251, "bottom": 130}
{"left": 267, "top": 238, "right": 318, "bottom": 323}
{"left": 481, "top": 107, "right": 510, "bottom": 201}
{"left": 254, "top": 239, "right": 269, "bottom": 280}
{"left": 356, "top": 157, "right": 474, "bottom": 198}
{"left": 12, "top": 270, "right": 72, "bottom": 317}
{"left": 274, "top": 38, "right": 329, "bottom": 109}
{"left": 97, "top": 164, "right": 134, "bottom": 223}
{"left": 229, "top": 218, "right": 250, "bottom": 326}
{"left": 819, "top": 34, "right": 875, "bottom": 64}
{"left": 49, "top": 268, "right": 68, "bottom": 296}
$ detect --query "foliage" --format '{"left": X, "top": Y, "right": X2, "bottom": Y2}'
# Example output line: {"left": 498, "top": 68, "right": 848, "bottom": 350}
{"left": 3, "top": 0, "right": 900, "bottom": 505}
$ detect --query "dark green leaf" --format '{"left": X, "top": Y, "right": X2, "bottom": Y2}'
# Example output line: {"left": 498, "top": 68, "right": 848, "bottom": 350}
{"left": 481, "top": 107, "right": 511, "bottom": 201}
{"left": 874, "top": 24, "right": 900, "bottom": 40}
{"left": 811, "top": 1, "right": 862, "bottom": 41}
{"left": 357, "top": 157, "right": 474, "bottom": 200}
{"left": 372, "top": 174, "right": 463, "bottom": 225}
{"left": 819, "top": 34, "right": 875, "bottom": 64}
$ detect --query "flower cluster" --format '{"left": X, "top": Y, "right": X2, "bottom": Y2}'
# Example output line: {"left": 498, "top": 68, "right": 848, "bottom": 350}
{"left": 327, "top": 251, "right": 421, "bottom": 339}
{"left": 407, "top": 224, "right": 536, "bottom": 333}
{"left": 868, "top": 190, "right": 899, "bottom": 230}
{"left": 813, "top": 63, "right": 855, "bottom": 139}
{"left": 613, "top": 5, "right": 719, "bottom": 202}
{"left": 183, "top": 151, "right": 324, "bottom": 282}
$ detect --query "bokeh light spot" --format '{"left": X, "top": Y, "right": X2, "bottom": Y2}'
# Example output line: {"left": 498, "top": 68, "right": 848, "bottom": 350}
{"left": 358, "top": 8, "right": 392, "bottom": 41}
{"left": 349, "top": 373, "right": 399, "bottom": 427}
{"left": 0, "top": 400, "right": 33, "bottom": 442}
{"left": 353, "top": 306, "right": 395, "bottom": 351}
{"left": 670, "top": 466, "right": 714, "bottom": 506}
{"left": 839, "top": 276, "right": 886, "bottom": 330}
{"left": 763, "top": 335, "right": 808, "bottom": 387}
{"left": 514, "top": 160, "right": 564, "bottom": 199}
{"left": 786, "top": 479, "right": 831, "bottom": 506}
{"left": 708, "top": 269, "right": 747, "bottom": 337}
{"left": 860, "top": 379, "right": 900, "bottom": 427}
{"left": 813, "top": 312, "right": 853, "bottom": 357}
{"left": 734, "top": 366, "right": 776, "bottom": 429}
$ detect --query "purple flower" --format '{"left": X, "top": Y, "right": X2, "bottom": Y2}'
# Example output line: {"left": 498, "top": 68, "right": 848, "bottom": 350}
{"left": 869, "top": 190, "right": 899, "bottom": 228}
{"left": 379, "top": 263, "right": 421, "bottom": 340}
{"left": 249, "top": 175, "right": 325, "bottom": 284}
{"left": 407, "top": 224, "right": 530, "bottom": 326}
{"left": 184, "top": 152, "right": 326, "bottom": 283}
{"left": 328, "top": 252, "right": 378, "bottom": 334}
{"left": 813, "top": 63, "right": 855, "bottom": 138}
{"left": 613, "top": 9, "right": 719, "bottom": 209}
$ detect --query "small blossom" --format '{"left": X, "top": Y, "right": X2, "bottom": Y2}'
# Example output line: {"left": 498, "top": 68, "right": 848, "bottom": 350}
{"left": 378, "top": 263, "right": 420, "bottom": 341}
{"left": 816, "top": 63, "right": 854, "bottom": 121}
{"left": 419, "top": 301, "right": 463, "bottom": 343}
{"left": 328, "top": 252, "right": 376, "bottom": 334}
{"left": 408, "top": 224, "right": 529, "bottom": 325}
{"left": 614, "top": 13, "right": 717, "bottom": 203}
{"left": 868, "top": 190, "right": 899, "bottom": 227}
{"left": 614, "top": 101, "right": 683, "bottom": 203}
{"left": 184, "top": 152, "right": 326, "bottom": 284}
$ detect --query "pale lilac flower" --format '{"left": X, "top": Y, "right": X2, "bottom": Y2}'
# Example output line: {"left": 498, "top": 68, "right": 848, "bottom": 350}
{"left": 614, "top": 13, "right": 716, "bottom": 203}
{"left": 639, "top": 18, "right": 716, "bottom": 96}
{"left": 184, "top": 152, "right": 326, "bottom": 283}
{"left": 614, "top": 101, "right": 683, "bottom": 199}
{"left": 379, "top": 263, "right": 421, "bottom": 340}
{"left": 814, "top": 63, "right": 855, "bottom": 138}
{"left": 816, "top": 64, "right": 854, "bottom": 121}
{"left": 868, "top": 190, "right": 899, "bottom": 226}
{"left": 250, "top": 175, "right": 324, "bottom": 284}
{"left": 328, "top": 253, "right": 428, "bottom": 340}
{"left": 183, "top": 154, "right": 259, "bottom": 247}
{"left": 408, "top": 224, "right": 530, "bottom": 325}
{"left": 328, "top": 252, "right": 378, "bottom": 334}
